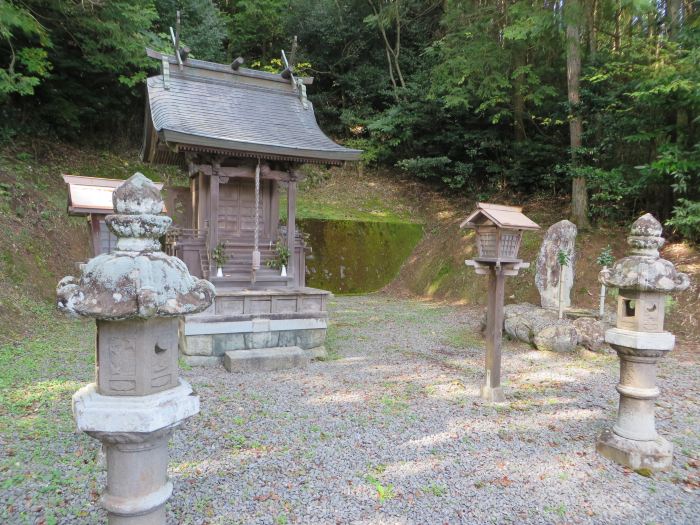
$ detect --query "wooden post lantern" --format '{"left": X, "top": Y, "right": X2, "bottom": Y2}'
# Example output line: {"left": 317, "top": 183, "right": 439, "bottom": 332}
{"left": 462, "top": 203, "right": 539, "bottom": 402}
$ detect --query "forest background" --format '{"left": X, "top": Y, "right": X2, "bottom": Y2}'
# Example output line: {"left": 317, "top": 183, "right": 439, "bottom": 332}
{"left": 1, "top": 0, "right": 698, "bottom": 239}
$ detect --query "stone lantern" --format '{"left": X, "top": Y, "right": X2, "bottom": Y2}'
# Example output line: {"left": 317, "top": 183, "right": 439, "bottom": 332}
{"left": 57, "top": 173, "right": 215, "bottom": 524}
{"left": 597, "top": 213, "right": 689, "bottom": 471}
{"left": 462, "top": 203, "right": 540, "bottom": 402}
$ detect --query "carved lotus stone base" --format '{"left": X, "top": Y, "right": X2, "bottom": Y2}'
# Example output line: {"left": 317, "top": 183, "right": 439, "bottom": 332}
{"left": 596, "top": 428, "right": 673, "bottom": 471}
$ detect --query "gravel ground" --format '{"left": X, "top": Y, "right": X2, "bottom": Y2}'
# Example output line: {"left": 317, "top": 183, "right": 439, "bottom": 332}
{"left": 2, "top": 294, "right": 699, "bottom": 524}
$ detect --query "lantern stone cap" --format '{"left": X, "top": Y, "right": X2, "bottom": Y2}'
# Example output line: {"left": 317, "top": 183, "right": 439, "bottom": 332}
{"left": 599, "top": 213, "right": 690, "bottom": 294}
{"left": 57, "top": 172, "right": 215, "bottom": 320}
{"left": 460, "top": 202, "right": 540, "bottom": 231}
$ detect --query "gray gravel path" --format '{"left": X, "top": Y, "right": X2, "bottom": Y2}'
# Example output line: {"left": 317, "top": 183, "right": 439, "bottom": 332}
{"left": 1, "top": 294, "right": 698, "bottom": 524}
{"left": 169, "top": 295, "right": 699, "bottom": 524}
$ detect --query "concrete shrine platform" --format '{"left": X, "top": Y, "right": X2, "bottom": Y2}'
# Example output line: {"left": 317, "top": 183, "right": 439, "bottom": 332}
{"left": 180, "top": 287, "right": 331, "bottom": 367}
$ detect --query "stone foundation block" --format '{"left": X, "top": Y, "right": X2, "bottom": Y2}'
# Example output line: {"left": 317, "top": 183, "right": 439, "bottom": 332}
{"left": 296, "top": 329, "right": 326, "bottom": 350}
{"left": 224, "top": 347, "right": 309, "bottom": 373}
{"left": 277, "top": 331, "right": 297, "bottom": 347}
{"left": 182, "top": 335, "right": 213, "bottom": 356}
{"left": 213, "top": 333, "right": 246, "bottom": 355}
{"left": 596, "top": 428, "right": 673, "bottom": 471}
{"left": 181, "top": 355, "right": 222, "bottom": 367}
{"left": 244, "top": 330, "right": 280, "bottom": 349}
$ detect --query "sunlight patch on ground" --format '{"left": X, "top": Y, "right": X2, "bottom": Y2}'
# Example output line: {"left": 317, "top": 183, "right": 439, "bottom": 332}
{"left": 400, "top": 431, "right": 456, "bottom": 451}
{"left": 304, "top": 390, "right": 366, "bottom": 406}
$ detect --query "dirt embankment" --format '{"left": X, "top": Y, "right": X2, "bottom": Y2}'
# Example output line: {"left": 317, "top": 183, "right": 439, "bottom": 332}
{"left": 0, "top": 139, "right": 184, "bottom": 345}
{"left": 380, "top": 181, "right": 699, "bottom": 343}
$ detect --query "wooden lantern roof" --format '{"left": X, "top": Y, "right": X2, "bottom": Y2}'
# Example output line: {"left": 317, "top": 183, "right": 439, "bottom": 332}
{"left": 460, "top": 203, "right": 540, "bottom": 231}
{"left": 141, "top": 49, "right": 362, "bottom": 166}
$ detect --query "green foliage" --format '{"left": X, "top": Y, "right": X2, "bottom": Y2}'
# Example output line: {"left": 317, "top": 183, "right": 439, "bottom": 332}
{"left": 2, "top": 0, "right": 699, "bottom": 243}
{"left": 1, "top": 0, "right": 165, "bottom": 137}
{"left": 365, "top": 474, "right": 395, "bottom": 502}
{"left": 221, "top": 0, "right": 287, "bottom": 62}
{"left": 557, "top": 250, "right": 570, "bottom": 267}
{"left": 585, "top": 167, "right": 644, "bottom": 222}
{"left": 266, "top": 239, "right": 290, "bottom": 270}
{"left": 638, "top": 143, "right": 700, "bottom": 241}
{"left": 596, "top": 246, "right": 615, "bottom": 268}
{"left": 154, "top": 0, "right": 229, "bottom": 62}
{"left": 667, "top": 200, "right": 700, "bottom": 243}
{"left": 0, "top": 0, "right": 51, "bottom": 97}
{"left": 211, "top": 241, "right": 228, "bottom": 267}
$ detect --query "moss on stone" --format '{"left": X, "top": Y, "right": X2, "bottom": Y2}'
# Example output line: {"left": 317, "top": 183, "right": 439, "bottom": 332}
{"left": 301, "top": 219, "right": 423, "bottom": 294}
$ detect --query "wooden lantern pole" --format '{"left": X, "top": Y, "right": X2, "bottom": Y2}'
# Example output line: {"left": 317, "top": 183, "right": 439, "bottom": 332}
{"left": 462, "top": 203, "right": 540, "bottom": 404}
{"left": 483, "top": 265, "right": 507, "bottom": 402}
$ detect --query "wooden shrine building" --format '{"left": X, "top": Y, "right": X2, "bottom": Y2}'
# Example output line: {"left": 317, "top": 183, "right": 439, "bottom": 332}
{"left": 140, "top": 46, "right": 361, "bottom": 367}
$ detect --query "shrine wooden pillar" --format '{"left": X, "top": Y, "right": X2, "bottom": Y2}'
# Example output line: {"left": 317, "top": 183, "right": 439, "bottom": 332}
{"left": 209, "top": 161, "right": 220, "bottom": 276}
{"left": 287, "top": 172, "right": 298, "bottom": 285}
{"left": 89, "top": 215, "right": 102, "bottom": 257}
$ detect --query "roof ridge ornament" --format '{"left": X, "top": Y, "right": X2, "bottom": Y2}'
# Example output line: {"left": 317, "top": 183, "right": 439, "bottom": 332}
{"left": 169, "top": 10, "right": 190, "bottom": 71}
{"left": 281, "top": 37, "right": 309, "bottom": 109}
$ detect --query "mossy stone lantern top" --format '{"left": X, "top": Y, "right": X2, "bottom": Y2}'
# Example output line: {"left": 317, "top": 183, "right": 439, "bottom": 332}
{"left": 57, "top": 173, "right": 215, "bottom": 396}
{"left": 57, "top": 172, "right": 215, "bottom": 320}
{"left": 460, "top": 203, "right": 540, "bottom": 265}
{"left": 600, "top": 213, "right": 689, "bottom": 337}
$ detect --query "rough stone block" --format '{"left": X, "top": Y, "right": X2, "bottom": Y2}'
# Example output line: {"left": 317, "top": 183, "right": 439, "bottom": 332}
{"left": 504, "top": 303, "right": 577, "bottom": 352}
{"left": 213, "top": 333, "right": 246, "bottom": 355}
{"left": 533, "top": 323, "right": 578, "bottom": 353}
{"left": 596, "top": 428, "right": 673, "bottom": 471}
{"left": 223, "top": 347, "right": 309, "bottom": 373}
{"left": 535, "top": 220, "right": 577, "bottom": 309}
{"left": 307, "top": 346, "right": 327, "bottom": 360}
{"left": 573, "top": 317, "right": 608, "bottom": 353}
{"left": 183, "top": 335, "right": 213, "bottom": 356}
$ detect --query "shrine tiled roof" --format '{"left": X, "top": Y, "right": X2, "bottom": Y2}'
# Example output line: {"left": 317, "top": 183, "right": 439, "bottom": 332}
{"left": 142, "top": 51, "right": 361, "bottom": 165}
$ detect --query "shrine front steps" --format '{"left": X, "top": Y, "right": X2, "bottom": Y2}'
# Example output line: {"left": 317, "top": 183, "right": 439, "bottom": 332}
{"left": 223, "top": 346, "right": 312, "bottom": 373}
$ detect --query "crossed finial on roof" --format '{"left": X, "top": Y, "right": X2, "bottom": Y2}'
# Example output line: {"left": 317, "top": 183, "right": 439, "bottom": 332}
{"left": 169, "top": 10, "right": 190, "bottom": 71}
{"left": 281, "top": 36, "right": 308, "bottom": 109}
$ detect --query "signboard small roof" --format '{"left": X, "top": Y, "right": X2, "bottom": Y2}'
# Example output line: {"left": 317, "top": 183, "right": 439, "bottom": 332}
{"left": 62, "top": 175, "right": 165, "bottom": 216}
{"left": 460, "top": 202, "right": 540, "bottom": 231}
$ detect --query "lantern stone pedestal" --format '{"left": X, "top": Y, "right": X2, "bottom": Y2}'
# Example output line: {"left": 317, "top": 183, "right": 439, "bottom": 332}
{"left": 461, "top": 203, "right": 540, "bottom": 403}
{"left": 57, "top": 173, "right": 215, "bottom": 524}
{"left": 73, "top": 379, "right": 199, "bottom": 523}
{"left": 596, "top": 330, "right": 675, "bottom": 470}
{"left": 596, "top": 214, "right": 689, "bottom": 472}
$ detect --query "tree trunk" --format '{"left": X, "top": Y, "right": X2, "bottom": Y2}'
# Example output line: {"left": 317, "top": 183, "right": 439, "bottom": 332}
{"left": 513, "top": 46, "right": 526, "bottom": 141}
{"left": 566, "top": 0, "right": 590, "bottom": 228}
{"left": 587, "top": 0, "right": 597, "bottom": 59}
{"left": 613, "top": 1, "right": 621, "bottom": 52}
{"left": 668, "top": 0, "right": 688, "bottom": 146}
{"left": 368, "top": 0, "right": 405, "bottom": 97}
{"left": 668, "top": 0, "right": 682, "bottom": 38}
